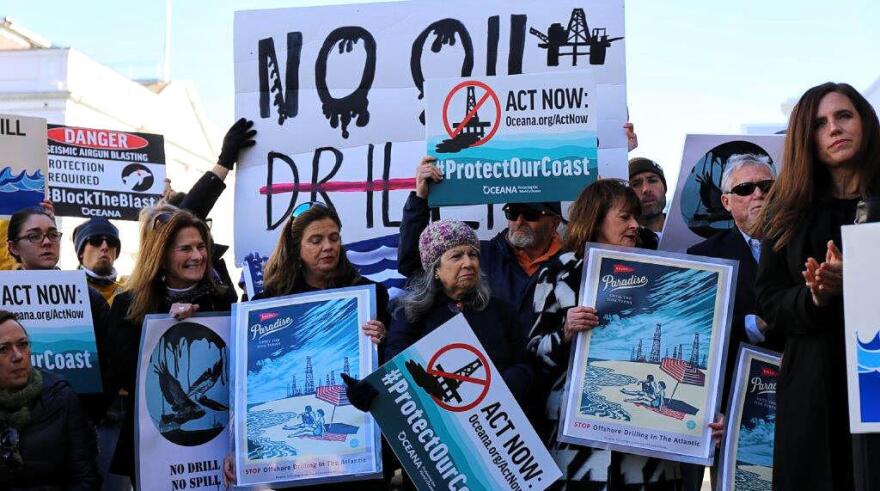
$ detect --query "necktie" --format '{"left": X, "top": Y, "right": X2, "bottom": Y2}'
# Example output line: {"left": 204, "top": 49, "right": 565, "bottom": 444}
{"left": 749, "top": 238, "right": 761, "bottom": 263}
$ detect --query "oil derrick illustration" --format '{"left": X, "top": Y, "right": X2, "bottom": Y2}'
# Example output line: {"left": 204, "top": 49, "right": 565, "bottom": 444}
{"left": 649, "top": 323, "right": 662, "bottom": 363}
{"left": 452, "top": 86, "right": 491, "bottom": 138}
{"left": 529, "top": 8, "right": 623, "bottom": 66}
{"left": 343, "top": 357, "right": 351, "bottom": 376}
{"left": 304, "top": 356, "right": 315, "bottom": 394}
{"left": 434, "top": 358, "right": 484, "bottom": 404}
{"left": 688, "top": 333, "right": 701, "bottom": 368}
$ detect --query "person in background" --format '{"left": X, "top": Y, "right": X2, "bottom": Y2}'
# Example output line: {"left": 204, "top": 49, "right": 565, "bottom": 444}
{"left": 399, "top": 157, "right": 564, "bottom": 333}
{"left": 529, "top": 179, "right": 723, "bottom": 490}
{"left": 628, "top": 157, "right": 667, "bottom": 246}
{"left": 72, "top": 218, "right": 124, "bottom": 305}
{"left": 4, "top": 206, "right": 113, "bottom": 425}
{"left": 108, "top": 208, "right": 236, "bottom": 487}
{"left": 755, "top": 82, "right": 880, "bottom": 491}
{"left": 0, "top": 310, "right": 100, "bottom": 489}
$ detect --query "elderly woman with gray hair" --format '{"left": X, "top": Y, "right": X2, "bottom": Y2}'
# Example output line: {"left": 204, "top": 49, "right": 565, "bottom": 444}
{"left": 383, "top": 219, "right": 534, "bottom": 402}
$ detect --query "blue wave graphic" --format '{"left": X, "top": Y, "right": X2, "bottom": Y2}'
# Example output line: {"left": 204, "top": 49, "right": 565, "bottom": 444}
{"left": 857, "top": 331, "right": 880, "bottom": 374}
{"left": 0, "top": 167, "right": 44, "bottom": 214}
{"left": 345, "top": 234, "right": 405, "bottom": 297}
{"left": 737, "top": 417, "right": 775, "bottom": 467}
{"left": 857, "top": 331, "right": 880, "bottom": 422}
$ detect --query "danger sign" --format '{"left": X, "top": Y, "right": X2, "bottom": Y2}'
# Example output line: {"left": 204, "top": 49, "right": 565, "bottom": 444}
{"left": 441, "top": 80, "right": 501, "bottom": 147}
{"left": 426, "top": 342, "right": 492, "bottom": 412}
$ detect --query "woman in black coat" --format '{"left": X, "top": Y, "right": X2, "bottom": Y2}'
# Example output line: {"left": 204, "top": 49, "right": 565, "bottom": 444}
{"left": 0, "top": 311, "right": 100, "bottom": 489}
{"left": 755, "top": 82, "right": 880, "bottom": 490}
{"left": 108, "top": 208, "right": 235, "bottom": 484}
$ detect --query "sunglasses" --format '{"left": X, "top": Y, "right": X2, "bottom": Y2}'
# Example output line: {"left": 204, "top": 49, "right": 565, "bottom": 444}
{"left": 152, "top": 211, "right": 173, "bottom": 230}
{"left": 503, "top": 206, "right": 545, "bottom": 222}
{"left": 291, "top": 201, "right": 329, "bottom": 219}
{"left": 727, "top": 180, "right": 774, "bottom": 197}
{"left": 86, "top": 235, "right": 120, "bottom": 249}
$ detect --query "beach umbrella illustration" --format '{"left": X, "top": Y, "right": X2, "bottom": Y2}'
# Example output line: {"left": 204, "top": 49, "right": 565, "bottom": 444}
{"left": 660, "top": 358, "right": 706, "bottom": 401}
{"left": 315, "top": 385, "right": 350, "bottom": 426}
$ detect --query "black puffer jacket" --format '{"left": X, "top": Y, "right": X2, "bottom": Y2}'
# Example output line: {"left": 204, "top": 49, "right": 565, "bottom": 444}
{"left": 5, "top": 371, "right": 100, "bottom": 490}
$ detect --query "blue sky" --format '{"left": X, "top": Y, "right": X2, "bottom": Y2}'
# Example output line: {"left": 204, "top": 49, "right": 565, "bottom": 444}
{"left": 3, "top": 0, "right": 877, "bottom": 187}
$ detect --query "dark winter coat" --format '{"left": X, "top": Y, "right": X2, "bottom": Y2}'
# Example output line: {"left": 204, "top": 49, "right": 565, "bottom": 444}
{"left": 755, "top": 196, "right": 858, "bottom": 491}
{"left": 107, "top": 286, "right": 236, "bottom": 478}
{"left": 397, "top": 192, "right": 560, "bottom": 333}
{"left": 5, "top": 371, "right": 100, "bottom": 490}
{"left": 78, "top": 286, "right": 114, "bottom": 425}
{"left": 688, "top": 227, "right": 785, "bottom": 407}
{"left": 385, "top": 295, "right": 534, "bottom": 404}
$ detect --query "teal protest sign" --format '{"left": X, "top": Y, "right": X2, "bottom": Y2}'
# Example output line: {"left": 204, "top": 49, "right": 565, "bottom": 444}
{"left": 425, "top": 72, "right": 600, "bottom": 206}
{"left": 365, "top": 314, "right": 561, "bottom": 490}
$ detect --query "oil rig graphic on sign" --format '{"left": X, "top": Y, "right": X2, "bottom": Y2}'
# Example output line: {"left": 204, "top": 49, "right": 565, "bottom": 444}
{"left": 530, "top": 8, "right": 623, "bottom": 66}
{"left": 435, "top": 86, "right": 490, "bottom": 153}
{"left": 404, "top": 356, "right": 485, "bottom": 405}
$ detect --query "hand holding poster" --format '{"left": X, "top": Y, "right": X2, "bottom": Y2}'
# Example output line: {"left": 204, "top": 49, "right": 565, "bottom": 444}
{"left": 719, "top": 345, "right": 780, "bottom": 491}
{"left": 136, "top": 314, "right": 231, "bottom": 490}
{"left": 233, "top": 285, "right": 382, "bottom": 487}
{"left": 0, "top": 114, "right": 47, "bottom": 217}
{"left": 364, "top": 314, "right": 561, "bottom": 490}
{"left": 843, "top": 222, "right": 880, "bottom": 433}
{"left": 0, "top": 270, "right": 101, "bottom": 393}
{"left": 659, "top": 135, "right": 784, "bottom": 252}
{"left": 560, "top": 245, "right": 735, "bottom": 464}
{"left": 425, "top": 72, "right": 601, "bottom": 206}
{"left": 46, "top": 125, "right": 166, "bottom": 220}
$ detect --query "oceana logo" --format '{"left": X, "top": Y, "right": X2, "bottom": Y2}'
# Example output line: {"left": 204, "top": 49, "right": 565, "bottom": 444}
{"left": 250, "top": 316, "right": 294, "bottom": 340}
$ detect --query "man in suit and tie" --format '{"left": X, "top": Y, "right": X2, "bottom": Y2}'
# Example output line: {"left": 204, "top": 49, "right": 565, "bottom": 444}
{"left": 689, "top": 153, "right": 784, "bottom": 398}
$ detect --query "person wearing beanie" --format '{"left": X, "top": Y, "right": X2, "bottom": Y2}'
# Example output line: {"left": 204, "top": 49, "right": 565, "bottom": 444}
{"left": 385, "top": 219, "right": 534, "bottom": 405}
{"left": 73, "top": 218, "right": 124, "bottom": 305}
{"left": 398, "top": 156, "right": 564, "bottom": 333}
{"left": 628, "top": 157, "right": 668, "bottom": 239}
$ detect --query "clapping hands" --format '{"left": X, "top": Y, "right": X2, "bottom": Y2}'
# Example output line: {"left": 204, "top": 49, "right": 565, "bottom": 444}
{"left": 803, "top": 240, "right": 843, "bottom": 307}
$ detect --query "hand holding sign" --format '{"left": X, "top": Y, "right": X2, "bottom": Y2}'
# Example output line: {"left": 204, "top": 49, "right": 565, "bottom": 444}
{"left": 415, "top": 156, "right": 443, "bottom": 199}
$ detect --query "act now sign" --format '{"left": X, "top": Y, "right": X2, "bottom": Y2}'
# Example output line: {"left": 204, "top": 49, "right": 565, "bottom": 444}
{"left": 46, "top": 124, "right": 166, "bottom": 221}
{"left": 365, "top": 314, "right": 561, "bottom": 490}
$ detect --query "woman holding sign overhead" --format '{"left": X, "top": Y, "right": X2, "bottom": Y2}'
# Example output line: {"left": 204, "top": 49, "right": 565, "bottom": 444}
{"left": 755, "top": 82, "right": 880, "bottom": 490}
{"left": 108, "top": 207, "right": 236, "bottom": 486}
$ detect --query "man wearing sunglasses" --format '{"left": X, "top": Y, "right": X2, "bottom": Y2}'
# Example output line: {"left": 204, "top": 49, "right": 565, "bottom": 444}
{"left": 399, "top": 156, "right": 563, "bottom": 332}
{"left": 73, "top": 218, "right": 124, "bottom": 305}
{"left": 685, "top": 153, "right": 784, "bottom": 486}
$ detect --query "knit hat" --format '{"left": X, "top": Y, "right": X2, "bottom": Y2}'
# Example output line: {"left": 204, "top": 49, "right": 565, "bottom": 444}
{"left": 73, "top": 218, "right": 120, "bottom": 257}
{"left": 628, "top": 157, "right": 667, "bottom": 190}
{"left": 418, "top": 219, "right": 479, "bottom": 270}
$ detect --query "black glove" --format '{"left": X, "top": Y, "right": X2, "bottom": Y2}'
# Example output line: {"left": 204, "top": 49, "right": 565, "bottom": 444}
{"left": 340, "top": 373, "right": 379, "bottom": 412}
{"left": 217, "top": 118, "right": 256, "bottom": 170}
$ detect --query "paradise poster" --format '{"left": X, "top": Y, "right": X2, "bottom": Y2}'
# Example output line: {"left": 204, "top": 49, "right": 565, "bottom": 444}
{"left": 719, "top": 345, "right": 780, "bottom": 491}
{"left": 560, "top": 245, "right": 736, "bottom": 464}
{"left": 233, "top": 284, "right": 382, "bottom": 487}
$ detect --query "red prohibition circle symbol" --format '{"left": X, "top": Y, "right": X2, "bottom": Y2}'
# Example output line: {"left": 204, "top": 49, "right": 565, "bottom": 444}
{"left": 426, "top": 342, "right": 492, "bottom": 412}
{"left": 441, "top": 80, "right": 501, "bottom": 148}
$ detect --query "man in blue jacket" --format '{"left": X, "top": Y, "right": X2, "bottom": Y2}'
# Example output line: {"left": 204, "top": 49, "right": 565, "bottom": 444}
{"left": 397, "top": 156, "right": 563, "bottom": 333}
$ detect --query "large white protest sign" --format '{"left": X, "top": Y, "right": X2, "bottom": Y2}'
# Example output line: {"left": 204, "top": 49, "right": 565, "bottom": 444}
{"left": 843, "top": 223, "right": 880, "bottom": 433}
{"left": 365, "top": 313, "right": 561, "bottom": 490}
{"left": 234, "top": 0, "right": 626, "bottom": 271}
{"left": 47, "top": 125, "right": 166, "bottom": 221}
{"left": 0, "top": 270, "right": 101, "bottom": 393}
{"left": 0, "top": 114, "right": 47, "bottom": 218}
{"left": 136, "top": 314, "right": 231, "bottom": 490}
{"left": 660, "top": 134, "right": 784, "bottom": 253}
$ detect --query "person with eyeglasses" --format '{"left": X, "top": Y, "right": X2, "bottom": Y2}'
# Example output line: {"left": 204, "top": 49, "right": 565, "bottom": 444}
{"left": 0, "top": 310, "right": 101, "bottom": 488}
{"left": 4, "top": 207, "right": 114, "bottom": 426}
{"left": 106, "top": 208, "right": 236, "bottom": 487}
{"left": 683, "top": 153, "right": 782, "bottom": 490}
{"left": 753, "top": 83, "right": 880, "bottom": 491}
{"left": 399, "top": 156, "right": 564, "bottom": 335}
{"left": 72, "top": 218, "right": 125, "bottom": 306}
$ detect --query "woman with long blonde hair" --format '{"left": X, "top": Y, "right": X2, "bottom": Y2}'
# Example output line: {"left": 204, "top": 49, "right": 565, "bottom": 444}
{"left": 108, "top": 207, "right": 236, "bottom": 485}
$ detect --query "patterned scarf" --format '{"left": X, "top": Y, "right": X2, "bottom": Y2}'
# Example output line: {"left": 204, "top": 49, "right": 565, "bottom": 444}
{"left": 0, "top": 369, "right": 42, "bottom": 474}
{"left": 163, "top": 281, "right": 217, "bottom": 306}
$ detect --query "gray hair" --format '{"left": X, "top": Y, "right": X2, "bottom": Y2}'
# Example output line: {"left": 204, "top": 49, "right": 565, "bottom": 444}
{"left": 395, "top": 260, "right": 491, "bottom": 323}
{"left": 721, "top": 153, "right": 776, "bottom": 193}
